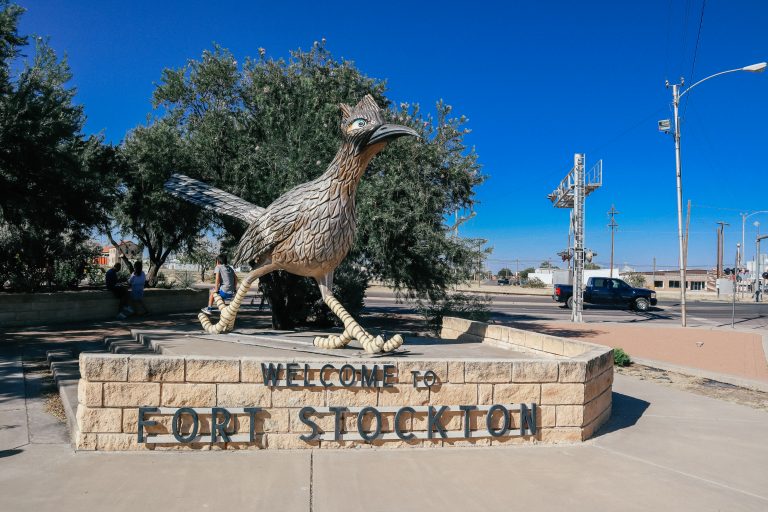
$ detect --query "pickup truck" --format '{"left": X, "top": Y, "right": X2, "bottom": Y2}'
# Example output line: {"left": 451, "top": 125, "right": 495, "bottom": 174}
{"left": 553, "top": 277, "right": 657, "bottom": 311}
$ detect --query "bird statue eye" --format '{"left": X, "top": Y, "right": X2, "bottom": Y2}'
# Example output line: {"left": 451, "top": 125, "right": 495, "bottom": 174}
{"left": 351, "top": 118, "right": 367, "bottom": 129}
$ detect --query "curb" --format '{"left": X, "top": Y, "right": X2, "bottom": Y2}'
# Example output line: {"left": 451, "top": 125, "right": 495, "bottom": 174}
{"left": 629, "top": 356, "right": 768, "bottom": 393}
{"left": 47, "top": 351, "right": 80, "bottom": 448}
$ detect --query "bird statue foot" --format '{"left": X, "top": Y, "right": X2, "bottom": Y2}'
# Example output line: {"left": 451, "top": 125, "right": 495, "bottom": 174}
{"left": 313, "top": 328, "right": 404, "bottom": 354}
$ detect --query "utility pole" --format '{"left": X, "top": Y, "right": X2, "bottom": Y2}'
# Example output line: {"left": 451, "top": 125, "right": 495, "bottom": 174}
{"left": 716, "top": 221, "right": 729, "bottom": 278}
{"left": 607, "top": 205, "right": 620, "bottom": 278}
{"left": 732, "top": 243, "right": 740, "bottom": 328}
{"left": 652, "top": 257, "right": 657, "bottom": 288}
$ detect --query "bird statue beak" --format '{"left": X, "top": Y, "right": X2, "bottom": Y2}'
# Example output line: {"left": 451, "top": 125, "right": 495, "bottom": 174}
{"left": 365, "top": 124, "right": 419, "bottom": 146}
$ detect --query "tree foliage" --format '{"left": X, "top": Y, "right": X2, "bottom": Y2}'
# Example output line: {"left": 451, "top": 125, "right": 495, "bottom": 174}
{"left": 178, "top": 236, "right": 218, "bottom": 282}
{"left": 623, "top": 272, "right": 646, "bottom": 288}
{"left": 0, "top": 3, "right": 116, "bottom": 291}
{"left": 113, "top": 121, "right": 209, "bottom": 285}
{"left": 128, "top": 41, "right": 485, "bottom": 325}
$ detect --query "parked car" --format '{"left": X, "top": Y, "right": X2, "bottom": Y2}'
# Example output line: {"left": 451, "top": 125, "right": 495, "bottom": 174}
{"left": 497, "top": 277, "right": 510, "bottom": 286}
{"left": 553, "top": 277, "right": 657, "bottom": 311}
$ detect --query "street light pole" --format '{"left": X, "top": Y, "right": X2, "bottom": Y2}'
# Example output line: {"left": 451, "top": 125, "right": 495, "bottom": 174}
{"left": 670, "top": 82, "right": 687, "bottom": 326}
{"left": 756, "top": 222, "right": 762, "bottom": 302}
{"left": 741, "top": 211, "right": 768, "bottom": 261}
{"left": 665, "top": 61, "right": 766, "bottom": 327}
{"left": 732, "top": 243, "right": 739, "bottom": 328}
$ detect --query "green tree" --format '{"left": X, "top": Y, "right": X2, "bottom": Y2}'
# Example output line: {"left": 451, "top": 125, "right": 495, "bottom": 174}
{"left": 498, "top": 268, "right": 512, "bottom": 278}
{"left": 178, "top": 236, "right": 217, "bottom": 282}
{"left": 519, "top": 267, "right": 535, "bottom": 280}
{"left": 113, "top": 121, "right": 208, "bottom": 285}
{"left": 0, "top": 3, "right": 116, "bottom": 291}
{"left": 585, "top": 262, "right": 601, "bottom": 270}
{"left": 623, "top": 272, "right": 647, "bottom": 288}
{"left": 539, "top": 261, "right": 559, "bottom": 269}
{"left": 145, "top": 41, "right": 485, "bottom": 327}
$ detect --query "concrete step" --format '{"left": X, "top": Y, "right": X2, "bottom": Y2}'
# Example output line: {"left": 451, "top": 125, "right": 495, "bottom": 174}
{"left": 46, "top": 333, "right": 156, "bottom": 448}
{"left": 103, "top": 334, "right": 154, "bottom": 354}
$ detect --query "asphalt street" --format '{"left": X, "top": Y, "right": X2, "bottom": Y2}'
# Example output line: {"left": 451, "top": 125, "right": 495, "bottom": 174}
{"left": 363, "top": 289, "right": 768, "bottom": 331}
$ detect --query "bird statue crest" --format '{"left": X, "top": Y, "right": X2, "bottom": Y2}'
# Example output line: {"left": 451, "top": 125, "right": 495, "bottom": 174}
{"left": 164, "top": 94, "right": 418, "bottom": 353}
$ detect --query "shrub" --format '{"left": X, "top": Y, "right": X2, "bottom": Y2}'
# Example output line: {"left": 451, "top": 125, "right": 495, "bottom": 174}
{"left": 623, "top": 272, "right": 646, "bottom": 288}
{"left": 613, "top": 348, "right": 631, "bottom": 367}
{"left": 417, "top": 292, "right": 491, "bottom": 336}
{"left": 83, "top": 264, "right": 104, "bottom": 286}
{"left": 523, "top": 277, "right": 546, "bottom": 289}
{"left": 174, "top": 271, "right": 195, "bottom": 289}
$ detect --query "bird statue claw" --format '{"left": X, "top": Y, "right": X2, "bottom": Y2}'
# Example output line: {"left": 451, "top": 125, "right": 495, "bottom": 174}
{"left": 313, "top": 331, "right": 403, "bottom": 354}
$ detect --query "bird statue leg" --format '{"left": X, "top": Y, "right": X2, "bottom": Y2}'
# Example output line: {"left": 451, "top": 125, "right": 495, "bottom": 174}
{"left": 312, "top": 274, "right": 404, "bottom": 354}
{"left": 199, "top": 264, "right": 278, "bottom": 334}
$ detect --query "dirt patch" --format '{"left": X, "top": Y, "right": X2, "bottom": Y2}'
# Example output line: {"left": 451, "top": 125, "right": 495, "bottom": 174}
{"left": 43, "top": 392, "right": 66, "bottom": 422}
{"left": 617, "top": 364, "right": 768, "bottom": 412}
{"left": 22, "top": 357, "right": 66, "bottom": 422}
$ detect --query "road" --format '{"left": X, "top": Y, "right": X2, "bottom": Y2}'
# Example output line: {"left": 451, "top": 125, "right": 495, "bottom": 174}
{"left": 363, "top": 288, "right": 768, "bottom": 331}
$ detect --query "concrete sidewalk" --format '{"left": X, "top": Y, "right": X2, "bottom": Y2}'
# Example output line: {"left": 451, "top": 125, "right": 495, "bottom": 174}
{"left": 1, "top": 345, "right": 767, "bottom": 511}
{"left": 513, "top": 320, "right": 768, "bottom": 386}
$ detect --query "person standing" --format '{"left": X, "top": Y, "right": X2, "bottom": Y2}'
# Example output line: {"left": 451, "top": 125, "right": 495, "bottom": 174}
{"left": 202, "top": 254, "right": 238, "bottom": 314}
{"left": 123, "top": 260, "right": 149, "bottom": 317}
{"left": 105, "top": 262, "right": 129, "bottom": 312}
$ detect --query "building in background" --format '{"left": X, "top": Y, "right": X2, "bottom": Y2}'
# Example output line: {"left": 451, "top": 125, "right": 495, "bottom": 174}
{"left": 632, "top": 269, "right": 711, "bottom": 292}
{"left": 96, "top": 241, "right": 141, "bottom": 267}
{"left": 530, "top": 267, "right": 620, "bottom": 286}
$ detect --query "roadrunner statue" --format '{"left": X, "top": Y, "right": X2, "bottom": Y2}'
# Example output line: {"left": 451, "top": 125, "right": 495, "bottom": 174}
{"left": 164, "top": 95, "right": 418, "bottom": 353}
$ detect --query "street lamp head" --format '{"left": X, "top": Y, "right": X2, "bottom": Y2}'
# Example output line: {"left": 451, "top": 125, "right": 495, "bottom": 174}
{"left": 742, "top": 62, "right": 767, "bottom": 73}
{"left": 755, "top": 221, "right": 761, "bottom": 228}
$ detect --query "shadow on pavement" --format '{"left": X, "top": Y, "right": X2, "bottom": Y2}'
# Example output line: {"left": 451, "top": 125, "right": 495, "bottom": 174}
{"left": 593, "top": 391, "right": 650, "bottom": 438}
{"left": 491, "top": 318, "right": 604, "bottom": 339}
{"left": 0, "top": 448, "right": 23, "bottom": 458}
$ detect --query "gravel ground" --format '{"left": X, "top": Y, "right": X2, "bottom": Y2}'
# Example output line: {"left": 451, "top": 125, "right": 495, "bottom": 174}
{"left": 616, "top": 363, "right": 768, "bottom": 412}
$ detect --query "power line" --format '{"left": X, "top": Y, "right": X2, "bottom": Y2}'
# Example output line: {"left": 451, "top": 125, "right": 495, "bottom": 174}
{"left": 663, "top": 0, "right": 674, "bottom": 79}
{"left": 682, "top": 0, "right": 707, "bottom": 120}
{"left": 690, "top": 203, "right": 742, "bottom": 212}
{"left": 585, "top": 106, "right": 666, "bottom": 156}
{"left": 678, "top": 0, "right": 693, "bottom": 73}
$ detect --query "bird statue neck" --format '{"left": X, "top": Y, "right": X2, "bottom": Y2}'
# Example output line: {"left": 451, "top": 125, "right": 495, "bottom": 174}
{"left": 324, "top": 141, "right": 386, "bottom": 189}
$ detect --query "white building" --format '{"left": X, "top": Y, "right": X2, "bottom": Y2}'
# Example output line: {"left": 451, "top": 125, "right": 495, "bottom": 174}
{"left": 529, "top": 267, "right": 620, "bottom": 286}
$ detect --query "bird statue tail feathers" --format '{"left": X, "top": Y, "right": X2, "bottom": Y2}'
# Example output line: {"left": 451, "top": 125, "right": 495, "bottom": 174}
{"left": 163, "top": 174, "right": 264, "bottom": 224}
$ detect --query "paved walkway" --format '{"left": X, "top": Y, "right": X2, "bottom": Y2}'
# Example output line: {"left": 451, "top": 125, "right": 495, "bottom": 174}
{"left": 1, "top": 349, "right": 766, "bottom": 511}
{"left": 516, "top": 321, "right": 768, "bottom": 384}
{"left": 1, "top": 314, "right": 768, "bottom": 511}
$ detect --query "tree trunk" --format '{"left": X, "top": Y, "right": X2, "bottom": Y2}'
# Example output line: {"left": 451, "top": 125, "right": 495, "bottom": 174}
{"left": 258, "top": 271, "right": 318, "bottom": 329}
{"left": 103, "top": 225, "right": 135, "bottom": 272}
{"left": 146, "top": 262, "right": 161, "bottom": 287}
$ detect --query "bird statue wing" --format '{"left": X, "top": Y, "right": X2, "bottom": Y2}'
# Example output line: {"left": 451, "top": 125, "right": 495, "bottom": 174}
{"left": 232, "top": 176, "right": 328, "bottom": 265}
{"left": 164, "top": 174, "right": 264, "bottom": 224}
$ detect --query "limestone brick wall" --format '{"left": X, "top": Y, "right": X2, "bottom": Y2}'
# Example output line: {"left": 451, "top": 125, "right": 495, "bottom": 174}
{"left": 0, "top": 289, "right": 207, "bottom": 327}
{"left": 441, "top": 317, "right": 614, "bottom": 440}
{"left": 76, "top": 338, "right": 613, "bottom": 451}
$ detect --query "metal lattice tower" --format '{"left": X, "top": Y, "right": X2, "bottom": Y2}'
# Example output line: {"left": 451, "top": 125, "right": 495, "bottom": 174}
{"left": 549, "top": 155, "right": 602, "bottom": 323}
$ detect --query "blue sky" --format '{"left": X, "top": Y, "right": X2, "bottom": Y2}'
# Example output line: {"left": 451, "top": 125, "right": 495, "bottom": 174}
{"left": 22, "top": 1, "right": 768, "bottom": 271}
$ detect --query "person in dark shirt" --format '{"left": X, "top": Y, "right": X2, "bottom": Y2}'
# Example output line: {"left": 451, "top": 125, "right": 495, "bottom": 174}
{"left": 105, "top": 262, "right": 129, "bottom": 312}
